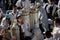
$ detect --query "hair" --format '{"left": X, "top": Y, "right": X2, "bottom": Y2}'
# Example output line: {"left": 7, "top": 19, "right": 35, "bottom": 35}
{"left": 16, "top": 16, "right": 22, "bottom": 19}
{"left": 13, "top": 5, "right": 17, "bottom": 8}
{"left": 48, "top": 0, "right": 54, "bottom": 2}
{"left": 17, "top": 16, "right": 24, "bottom": 24}
{"left": 56, "top": 18, "right": 60, "bottom": 24}
{"left": 45, "top": 31, "right": 52, "bottom": 38}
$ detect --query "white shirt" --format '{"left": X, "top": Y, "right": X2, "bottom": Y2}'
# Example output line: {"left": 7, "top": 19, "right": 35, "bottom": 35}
{"left": 9, "top": 10, "right": 19, "bottom": 24}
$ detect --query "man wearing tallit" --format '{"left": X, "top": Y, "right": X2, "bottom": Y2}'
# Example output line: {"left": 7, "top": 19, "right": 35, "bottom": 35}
{"left": 57, "top": 0, "right": 60, "bottom": 19}
{"left": 37, "top": 3, "right": 49, "bottom": 33}
{"left": 44, "top": 0, "right": 58, "bottom": 32}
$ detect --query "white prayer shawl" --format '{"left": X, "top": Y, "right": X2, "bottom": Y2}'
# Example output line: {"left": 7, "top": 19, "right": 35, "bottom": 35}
{"left": 46, "top": 4, "right": 57, "bottom": 16}
{"left": 58, "top": 1, "right": 60, "bottom": 18}
{"left": 52, "top": 26, "right": 60, "bottom": 40}
{"left": 39, "top": 7, "right": 49, "bottom": 32}
{"left": 8, "top": 10, "right": 20, "bottom": 24}
{"left": 57, "top": 9, "right": 60, "bottom": 18}
{"left": 11, "top": 23, "right": 32, "bottom": 40}
{"left": 58, "top": 0, "right": 60, "bottom": 9}
{"left": 52, "top": 5, "right": 57, "bottom": 16}
{"left": 24, "top": 0, "right": 31, "bottom": 11}
{"left": 44, "top": 4, "right": 57, "bottom": 25}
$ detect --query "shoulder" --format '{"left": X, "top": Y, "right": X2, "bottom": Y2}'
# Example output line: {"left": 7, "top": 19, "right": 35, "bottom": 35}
{"left": 9, "top": 12, "right": 12, "bottom": 15}
{"left": 16, "top": 0, "right": 21, "bottom": 7}
{"left": 17, "top": 10, "right": 21, "bottom": 13}
{"left": 6, "top": 10, "right": 12, "bottom": 14}
{"left": 2, "top": 17, "right": 6, "bottom": 21}
{"left": 54, "top": 4, "right": 58, "bottom": 8}
{"left": 8, "top": 13, "right": 12, "bottom": 16}
{"left": 8, "top": 11, "right": 13, "bottom": 16}
{"left": 43, "top": 3, "right": 48, "bottom": 8}
{"left": 16, "top": 0, "right": 21, "bottom": 4}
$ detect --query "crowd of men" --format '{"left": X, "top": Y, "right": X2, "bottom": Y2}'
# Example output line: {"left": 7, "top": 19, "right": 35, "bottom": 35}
{"left": 0, "top": 0, "right": 60, "bottom": 40}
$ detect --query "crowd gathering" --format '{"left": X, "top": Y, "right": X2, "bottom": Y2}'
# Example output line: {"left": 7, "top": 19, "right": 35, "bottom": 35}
{"left": 0, "top": 0, "right": 60, "bottom": 40}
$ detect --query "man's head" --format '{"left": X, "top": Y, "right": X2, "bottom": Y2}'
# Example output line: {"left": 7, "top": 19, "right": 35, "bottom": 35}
{"left": 55, "top": 18, "right": 60, "bottom": 25}
{"left": 16, "top": 14, "right": 23, "bottom": 24}
{"left": 48, "top": 0, "right": 54, "bottom": 4}
{"left": 13, "top": 5, "right": 17, "bottom": 13}
{"left": 45, "top": 31, "right": 52, "bottom": 38}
